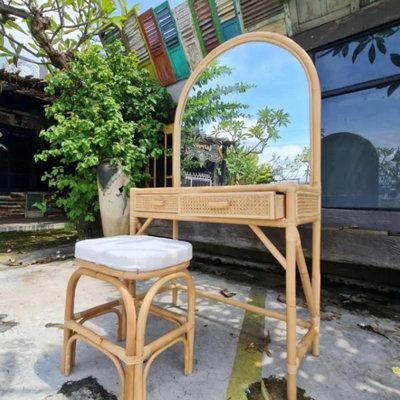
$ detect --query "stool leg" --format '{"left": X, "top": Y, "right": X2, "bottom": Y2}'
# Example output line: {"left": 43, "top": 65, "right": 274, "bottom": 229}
{"left": 116, "top": 308, "right": 126, "bottom": 342}
{"left": 61, "top": 268, "right": 82, "bottom": 375}
{"left": 134, "top": 363, "right": 144, "bottom": 400}
{"left": 119, "top": 280, "right": 133, "bottom": 342}
{"left": 124, "top": 366, "right": 135, "bottom": 400}
{"left": 182, "top": 270, "right": 196, "bottom": 375}
{"left": 119, "top": 280, "right": 136, "bottom": 342}
{"left": 134, "top": 268, "right": 195, "bottom": 399}
{"left": 172, "top": 279, "right": 178, "bottom": 306}
{"left": 184, "top": 329, "right": 194, "bottom": 375}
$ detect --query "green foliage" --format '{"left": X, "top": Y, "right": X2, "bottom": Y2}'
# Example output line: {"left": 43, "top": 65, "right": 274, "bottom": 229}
{"left": 182, "top": 62, "right": 253, "bottom": 131}
{"left": 35, "top": 41, "right": 172, "bottom": 224}
{"left": 212, "top": 106, "right": 289, "bottom": 155}
{"left": 0, "top": 0, "right": 134, "bottom": 69}
{"left": 225, "top": 149, "right": 273, "bottom": 185}
{"left": 33, "top": 201, "right": 47, "bottom": 214}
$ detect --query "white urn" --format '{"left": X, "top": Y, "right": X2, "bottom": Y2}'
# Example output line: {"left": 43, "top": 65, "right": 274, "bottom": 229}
{"left": 97, "top": 162, "right": 129, "bottom": 237}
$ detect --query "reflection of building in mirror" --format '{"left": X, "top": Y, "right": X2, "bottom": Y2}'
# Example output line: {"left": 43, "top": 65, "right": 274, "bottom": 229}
{"left": 182, "top": 128, "right": 232, "bottom": 186}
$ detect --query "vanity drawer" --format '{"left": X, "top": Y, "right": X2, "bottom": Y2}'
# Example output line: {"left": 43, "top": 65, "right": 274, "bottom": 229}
{"left": 133, "top": 194, "right": 178, "bottom": 213}
{"left": 179, "top": 192, "right": 284, "bottom": 220}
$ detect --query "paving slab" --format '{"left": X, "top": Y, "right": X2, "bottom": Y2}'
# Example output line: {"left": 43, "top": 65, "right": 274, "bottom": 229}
{"left": 0, "top": 259, "right": 399, "bottom": 400}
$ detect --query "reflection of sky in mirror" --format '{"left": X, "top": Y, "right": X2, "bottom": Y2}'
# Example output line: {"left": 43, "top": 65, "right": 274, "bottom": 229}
{"left": 323, "top": 87, "right": 400, "bottom": 149}
{"left": 315, "top": 25, "right": 400, "bottom": 91}
{"left": 188, "top": 42, "right": 310, "bottom": 163}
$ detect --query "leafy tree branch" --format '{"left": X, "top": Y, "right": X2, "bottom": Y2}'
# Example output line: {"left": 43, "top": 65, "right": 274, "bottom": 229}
{"left": 0, "top": 0, "right": 132, "bottom": 69}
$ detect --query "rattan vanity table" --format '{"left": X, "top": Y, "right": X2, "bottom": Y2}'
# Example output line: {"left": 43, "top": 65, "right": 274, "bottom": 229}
{"left": 130, "top": 32, "right": 321, "bottom": 400}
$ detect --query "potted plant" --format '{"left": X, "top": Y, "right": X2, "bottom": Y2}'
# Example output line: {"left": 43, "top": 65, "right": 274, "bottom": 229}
{"left": 35, "top": 42, "right": 172, "bottom": 237}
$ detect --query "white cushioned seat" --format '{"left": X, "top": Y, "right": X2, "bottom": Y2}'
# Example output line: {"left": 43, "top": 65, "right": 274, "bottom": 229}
{"left": 75, "top": 235, "right": 192, "bottom": 272}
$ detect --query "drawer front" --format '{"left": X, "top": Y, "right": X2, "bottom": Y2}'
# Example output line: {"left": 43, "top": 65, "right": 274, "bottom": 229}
{"left": 134, "top": 194, "right": 178, "bottom": 213}
{"left": 179, "top": 192, "right": 284, "bottom": 219}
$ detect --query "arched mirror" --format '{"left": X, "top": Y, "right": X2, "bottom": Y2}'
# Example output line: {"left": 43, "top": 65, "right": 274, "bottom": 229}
{"left": 174, "top": 33, "right": 320, "bottom": 188}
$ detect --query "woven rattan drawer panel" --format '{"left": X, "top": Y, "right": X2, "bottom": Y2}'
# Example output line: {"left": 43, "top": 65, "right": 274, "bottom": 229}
{"left": 296, "top": 192, "right": 320, "bottom": 218}
{"left": 179, "top": 192, "right": 284, "bottom": 219}
{"left": 134, "top": 194, "right": 178, "bottom": 213}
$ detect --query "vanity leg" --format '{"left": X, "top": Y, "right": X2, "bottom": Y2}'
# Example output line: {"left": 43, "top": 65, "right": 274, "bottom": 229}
{"left": 172, "top": 220, "right": 179, "bottom": 306}
{"left": 311, "top": 219, "right": 321, "bottom": 356}
{"left": 286, "top": 226, "right": 298, "bottom": 400}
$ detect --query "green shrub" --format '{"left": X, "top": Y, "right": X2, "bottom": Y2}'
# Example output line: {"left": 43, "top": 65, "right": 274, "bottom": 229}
{"left": 35, "top": 41, "right": 172, "bottom": 225}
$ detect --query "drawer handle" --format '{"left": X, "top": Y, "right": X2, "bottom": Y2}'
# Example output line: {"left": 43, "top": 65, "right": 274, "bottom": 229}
{"left": 151, "top": 200, "right": 165, "bottom": 207}
{"left": 207, "top": 201, "right": 230, "bottom": 210}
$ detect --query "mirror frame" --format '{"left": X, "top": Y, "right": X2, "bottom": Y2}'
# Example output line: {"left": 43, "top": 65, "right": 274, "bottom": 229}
{"left": 173, "top": 31, "right": 321, "bottom": 189}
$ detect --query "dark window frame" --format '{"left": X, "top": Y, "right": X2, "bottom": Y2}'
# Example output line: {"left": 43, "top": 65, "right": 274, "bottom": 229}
{"left": 311, "top": 20, "right": 400, "bottom": 98}
{"left": 310, "top": 20, "right": 400, "bottom": 212}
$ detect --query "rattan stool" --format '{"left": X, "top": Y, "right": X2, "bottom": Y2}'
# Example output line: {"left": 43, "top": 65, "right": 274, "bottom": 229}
{"left": 61, "top": 235, "right": 195, "bottom": 400}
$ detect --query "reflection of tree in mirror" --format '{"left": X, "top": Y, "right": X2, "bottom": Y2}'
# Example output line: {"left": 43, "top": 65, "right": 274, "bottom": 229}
{"left": 181, "top": 61, "right": 254, "bottom": 184}
{"left": 318, "top": 27, "right": 400, "bottom": 96}
{"left": 182, "top": 61, "right": 290, "bottom": 185}
{"left": 270, "top": 147, "right": 310, "bottom": 183}
{"left": 215, "top": 107, "right": 290, "bottom": 185}
{"left": 377, "top": 147, "right": 400, "bottom": 206}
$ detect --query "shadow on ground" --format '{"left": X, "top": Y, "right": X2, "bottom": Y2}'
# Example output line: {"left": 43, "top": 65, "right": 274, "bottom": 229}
{"left": 44, "top": 376, "right": 116, "bottom": 400}
{"left": 245, "top": 376, "right": 314, "bottom": 400}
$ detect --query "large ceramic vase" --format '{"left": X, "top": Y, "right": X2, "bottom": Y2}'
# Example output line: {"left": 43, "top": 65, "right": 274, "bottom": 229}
{"left": 97, "top": 162, "right": 129, "bottom": 237}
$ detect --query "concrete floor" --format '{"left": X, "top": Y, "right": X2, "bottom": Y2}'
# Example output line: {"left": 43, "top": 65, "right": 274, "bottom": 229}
{"left": 0, "top": 259, "right": 399, "bottom": 400}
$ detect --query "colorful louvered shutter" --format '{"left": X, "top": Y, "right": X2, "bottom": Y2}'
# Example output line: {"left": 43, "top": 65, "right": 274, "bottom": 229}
{"left": 214, "top": 0, "right": 242, "bottom": 40}
{"left": 189, "top": 0, "right": 223, "bottom": 55}
{"left": 138, "top": 10, "right": 176, "bottom": 86}
{"left": 98, "top": 25, "right": 123, "bottom": 46}
{"left": 239, "top": 0, "right": 284, "bottom": 31}
{"left": 173, "top": 1, "right": 203, "bottom": 71}
{"left": 154, "top": 2, "right": 190, "bottom": 81}
{"left": 122, "top": 13, "right": 157, "bottom": 80}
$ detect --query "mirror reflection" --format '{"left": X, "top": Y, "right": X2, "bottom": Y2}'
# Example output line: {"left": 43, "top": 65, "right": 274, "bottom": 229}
{"left": 180, "top": 41, "right": 310, "bottom": 187}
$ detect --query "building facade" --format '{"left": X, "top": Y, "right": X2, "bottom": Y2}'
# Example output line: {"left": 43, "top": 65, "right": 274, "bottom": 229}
{"left": 0, "top": 70, "right": 61, "bottom": 219}
{"left": 114, "top": 0, "right": 400, "bottom": 274}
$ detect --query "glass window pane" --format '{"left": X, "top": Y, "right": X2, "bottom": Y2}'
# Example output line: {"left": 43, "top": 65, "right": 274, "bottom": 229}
{"left": 166, "top": 133, "right": 173, "bottom": 148}
{"left": 315, "top": 25, "right": 400, "bottom": 92}
{"left": 322, "top": 86, "right": 400, "bottom": 209}
{"left": 166, "top": 156, "right": 172, "bottom": 176}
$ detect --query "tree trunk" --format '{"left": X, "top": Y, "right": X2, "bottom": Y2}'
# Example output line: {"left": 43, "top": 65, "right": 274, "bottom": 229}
{"left": 0, "top": 2, "right": 70, "bottom": 69}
